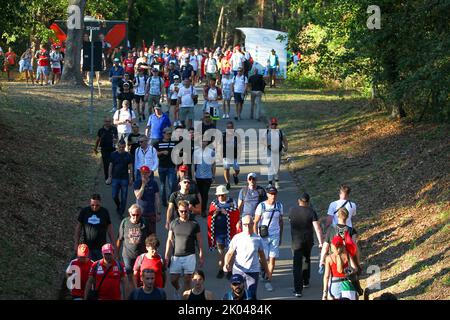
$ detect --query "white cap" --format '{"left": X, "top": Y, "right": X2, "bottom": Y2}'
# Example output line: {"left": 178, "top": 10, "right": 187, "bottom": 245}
{"left": 247, "top": 172, "right": 257, "bottom": 179}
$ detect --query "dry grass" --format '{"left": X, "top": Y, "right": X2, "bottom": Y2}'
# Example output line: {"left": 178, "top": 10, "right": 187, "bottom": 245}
{"left": 264, "top": 86, "right": 450, "bottom": 300}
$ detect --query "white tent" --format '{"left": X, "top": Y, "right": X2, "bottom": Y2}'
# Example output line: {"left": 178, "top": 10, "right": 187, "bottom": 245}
{"left": 236, "top": 27, "right": 288, "bottom": 78}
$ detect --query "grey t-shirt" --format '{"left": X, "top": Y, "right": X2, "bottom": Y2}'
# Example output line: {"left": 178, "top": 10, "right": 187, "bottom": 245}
{"left": 170, "top": 218, "right": 200, "bottom": 256}
{"left": 238, "top": 186, "right": 267, "bottom": 217}
{"left": 118, "top": 217, "right": 151, "bottom": 259}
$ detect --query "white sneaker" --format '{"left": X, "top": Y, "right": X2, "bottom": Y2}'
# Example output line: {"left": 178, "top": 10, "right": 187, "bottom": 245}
{"left": 275, "top": 181, "right": 280, "bottom": 189}
{"left": 265, "top": 282, "right": 274, "bottom": 292}
{"left": 222, "top": 114, "right": 226, "bottom": 119}
{"left": 226, "top": 114, "right": 230, "bottom": 119}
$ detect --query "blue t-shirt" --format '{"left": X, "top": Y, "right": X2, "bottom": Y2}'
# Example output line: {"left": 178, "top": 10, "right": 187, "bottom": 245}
{"left": 128, "top": 287, "right": 166, "bottom": 300}
{"left": 133, "top": 178, "right": 160, "bottom": 215}
{"left": 109, "top": 66, "right": 125, "bottom": 85}
{"left": 110, "top": 151, "right": 132, "bottom": 180}
{"left": 268, "top": 54, "right": 278, "bottom": 68}
{"left": 146, "top": 113, "right": 171, "bottom": 140}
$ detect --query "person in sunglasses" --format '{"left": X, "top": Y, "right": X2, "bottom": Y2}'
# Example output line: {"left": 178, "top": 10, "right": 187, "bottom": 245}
{"left": 74, "top": 194, "right": 116, "bottom": 261}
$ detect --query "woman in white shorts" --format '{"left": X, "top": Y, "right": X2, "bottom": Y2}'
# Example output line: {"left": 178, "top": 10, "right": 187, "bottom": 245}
{"left": 221, "top": 72, "right": 233, "bottom": 119}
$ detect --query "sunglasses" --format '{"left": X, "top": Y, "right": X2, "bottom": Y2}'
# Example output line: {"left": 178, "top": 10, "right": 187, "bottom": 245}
{"left": 90, "top": 204, "right": 100, "bottom": 207}
{"left": 183, "top": 181, "right": 190, "bottom": 184}
{"left": 179, "top": 210, "right": 188, "bottom": 213}
{"left": 248, "top": 177, "right": 256, "bottom": 181}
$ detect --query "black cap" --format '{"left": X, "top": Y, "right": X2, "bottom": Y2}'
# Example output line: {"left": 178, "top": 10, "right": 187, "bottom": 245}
{"left": 299, "top": 192, "right": 310, "bottom": 202}
{"left": 266, "top": 185, "right": 278, "bottom": 194}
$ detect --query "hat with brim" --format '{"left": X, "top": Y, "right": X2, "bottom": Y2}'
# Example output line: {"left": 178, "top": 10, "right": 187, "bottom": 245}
{"left": 101, "top": 243, "right": 114, "bottom": 255}
{"left": 215, "top": 185, "right": 229, "bottom": 196}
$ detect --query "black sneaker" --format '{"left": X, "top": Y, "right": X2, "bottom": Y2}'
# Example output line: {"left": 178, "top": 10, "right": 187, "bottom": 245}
{"left": 234, "top": 116, "right": 238, "bottom": 121}
{"left": 226, "top": 183, "right": 231, "bottom": 190}
{"left": 226, "top": 272, "right": 232, "bottom": 280}
{"left": 216, "top": 270, "right": 225, "bottom": 279}
{"left": 233, "top": 175, "right": 239, "bottom": 185}
{"left": 293, "top": 291, "right": 303, "bottom": 298}
{"left": 303, "top": 282, "right": 310, "bottom": 288}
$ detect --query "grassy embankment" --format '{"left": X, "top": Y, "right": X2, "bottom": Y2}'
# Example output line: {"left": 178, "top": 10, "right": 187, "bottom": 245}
{"left": 264, "top": 86, "right": 450, "bottom": 300}
{"left": 0, "top": 81, "right": 109, "bottom": 299}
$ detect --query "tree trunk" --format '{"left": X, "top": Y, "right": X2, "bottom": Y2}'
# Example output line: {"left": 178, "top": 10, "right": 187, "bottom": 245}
{"left": 126, "top": 0, "right": 135, "bottom": 22}
{"left": 391, "top": 102, "right": 406, "bottom": 119}
{"left": 60, "top": 0, "right": 86, "bottom": 86}
{"left": 197, "top": 0, "right": 203, "bottom": 47}
{"left": 272, "top": 0, "right": 278, "bottom": 30}
{"left": 258, "top": 0, "right": 265, "bottom": 28}
{"left": 214, "top": 6, "right": 225, "bottom": 48}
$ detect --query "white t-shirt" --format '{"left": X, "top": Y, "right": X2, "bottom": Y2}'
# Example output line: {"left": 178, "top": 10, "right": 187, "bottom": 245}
{"left": 327, "top": 199, "right": 357, "bottom": 228}
{"left": 232, "top": 75, "right": 248, "bottom": 93}
{"left": 205, "top": 58, "right": 217, "bottom": 73}
{"left": 177, "top": 86, "right": 195, "bottom": 108}
{"left": 50, "top": 52, "right": 62, "bottom": 68}
{"left": 255, "top": 201, "right": 283, "bottom": 236}
{"left": 229, "top": 232, "right": 265, "bottom": 273}
{"left": 169, "top": 83, "right": 180, "bottom": 100}
{"left": 134, "top": 75, "right": 147, "bottom": 95}
{"left": 231, "top": 52, "right": 245, "bottom": 71}
{"left": 189, "top": 55, "right": 198, "bottom": 71}
{"left": 113, "top": 108, "right": 136, "bottom": 134}
{"left": 221, "top": 77, "right": 233, "bottom": 93}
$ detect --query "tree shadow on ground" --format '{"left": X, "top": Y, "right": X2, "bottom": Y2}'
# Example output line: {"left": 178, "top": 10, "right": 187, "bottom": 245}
{"left": 396, "top": 267, "right": 450, "bottom": 299}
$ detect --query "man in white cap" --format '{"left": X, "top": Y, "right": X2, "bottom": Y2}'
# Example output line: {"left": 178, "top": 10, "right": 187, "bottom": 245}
{"left": 207, "top": 185, "right": 240, "bottom": 279}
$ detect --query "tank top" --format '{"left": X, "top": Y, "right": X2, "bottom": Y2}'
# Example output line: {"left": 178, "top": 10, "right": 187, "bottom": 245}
{"left": 187, "top": 289, "right": 206, "bottom": 301}
{"left": 330, "top": 255, "right": 348, "bottom": 278}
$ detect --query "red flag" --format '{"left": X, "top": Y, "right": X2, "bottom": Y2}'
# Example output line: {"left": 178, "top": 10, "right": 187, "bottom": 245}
{"left": 344, "top": 231, "right": 357, "bottom": 257}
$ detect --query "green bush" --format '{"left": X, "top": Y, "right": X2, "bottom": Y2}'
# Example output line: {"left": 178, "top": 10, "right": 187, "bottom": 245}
{"left": 287, "top": 65, "right": 324, "bottom": 89}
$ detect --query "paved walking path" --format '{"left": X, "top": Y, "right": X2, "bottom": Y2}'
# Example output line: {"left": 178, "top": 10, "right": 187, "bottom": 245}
{"left": 98, "top": 86, "right": 322, "bottom": 300}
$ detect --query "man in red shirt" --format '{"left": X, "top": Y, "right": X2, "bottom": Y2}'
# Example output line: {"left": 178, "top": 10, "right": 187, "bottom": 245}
{"left": 123, "top": 52, "right": 135, "bottom": 80}
{"left": 4, "top": 47, "right": 17, "bottom": 81}
{"left": 133, "top": 234, "right": 166, "bottom": 288}
{"left": 84, "top": 243, "right": 127, "bottom": 300}
{"left": 35, "top": 44, "right": 50, "bottom": 86}
{"left": 66, "top": 244, "right": 94, "bottom": 300}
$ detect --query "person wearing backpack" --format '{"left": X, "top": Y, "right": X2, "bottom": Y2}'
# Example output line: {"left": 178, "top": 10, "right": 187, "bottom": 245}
{"left": 145, "top": 68, "right": 164, "bottom": 114}
{"left": 133, "top": 234, "right": 166, "bottom": 289}
{"left": 116, "top": 204, "right": 151, "bottom": 291}
{"left": 325, "top": 184, "right": 357, "bottom": 229}
{"left": 204, "top": 51, "right": 219, "bottom": 83}
{"left": 113, "top": 100, "right": 137, "bottom": 146}
{"left": 84, "top": 243, "right": 126, "bottom": 300}
{"left": 265, "top": 117, "right": 288, "bottom": 189}
{"left": 253, "top": 185, "right": 283, "bottom": 292}
{"left": 133, "top": 67, "right": 148, "bottom": 122}
{"left": 237, "top": 173, "right": 268, "bottom": 227}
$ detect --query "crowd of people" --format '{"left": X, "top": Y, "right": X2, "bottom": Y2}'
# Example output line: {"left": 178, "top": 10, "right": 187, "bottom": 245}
{"left": 20, "top": 41, "right": 371, "bottom": 301}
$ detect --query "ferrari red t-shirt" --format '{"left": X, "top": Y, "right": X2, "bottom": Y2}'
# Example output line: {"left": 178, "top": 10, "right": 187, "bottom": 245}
{"left": 124, "top": 58, "right": 135, "bottom": 74}
{"left": 133, "top": 253, "right": 164, "bottom": 288}
{"left": 66, "top": 258, "right": 93, "bottom": 298}
{"left": 89, "top": 259, "right": 125, "bottom": 300}
{"left": 37, "top": 50, "right": 50, "bottom": 67}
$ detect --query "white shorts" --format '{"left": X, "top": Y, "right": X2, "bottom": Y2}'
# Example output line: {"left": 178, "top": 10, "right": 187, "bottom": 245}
{"left": 223, "top": 158, "right": 240, "bottom": 170}
{"left": 170, "top": 254, "right": 196, "bottom": 275}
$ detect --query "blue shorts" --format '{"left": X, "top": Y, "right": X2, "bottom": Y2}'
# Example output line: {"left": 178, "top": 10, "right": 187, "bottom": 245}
{"left": 37, "top": 66, "right": 50, "bottom": 76}
{"left": 234, "top": 92, "right": 244, "bottom": 104}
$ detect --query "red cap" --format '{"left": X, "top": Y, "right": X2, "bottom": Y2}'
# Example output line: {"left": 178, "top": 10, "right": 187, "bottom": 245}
{"left": 77, "top": 244, "right": 89, "bottom": 257}
{"left": 331, "top": 235, "right": 344, "bottom": 248}
{"left": 101, "top": 243, "right": 114, "bottom": 255}
{"left": 270, "top": 117, "right": 278, "bottom": 124}
{"left": 179, "top": 165, "right": 189, "bottom": 172}
{"left": 140, "top": 166, "right": 151, "bottom": 173}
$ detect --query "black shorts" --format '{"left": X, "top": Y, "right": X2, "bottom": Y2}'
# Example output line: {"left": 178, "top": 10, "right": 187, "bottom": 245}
{"left": 134, "top": 95, "right": 145, "bottom": 103}
{"left": 170, "top": 99, "right": 178, "bottom": 106}
{"left": 234, "top": 92, "right": 244, "bottom": 104}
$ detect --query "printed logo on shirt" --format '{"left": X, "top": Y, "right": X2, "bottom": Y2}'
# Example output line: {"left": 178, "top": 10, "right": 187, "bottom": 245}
{"left": 87, "top": 215, "right": 101, "bottom": 225}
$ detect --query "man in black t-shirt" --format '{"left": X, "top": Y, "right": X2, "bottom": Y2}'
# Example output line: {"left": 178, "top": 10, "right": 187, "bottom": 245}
{"left": 165, "top": 176, "right": 201, "bottom": 230}
{"left": 155, "top": 127, "right": 178, "bottom": 207}
{"left": 94, "top": 118, "right": 118, "bottom": 182}
{"left": 118, "top": 82, "right": 135, "bottom": 110}
{"left": 248, "top": 69, "right": 266, "bottom": 121}
{"left": 128, "top": 269, "right": 167, "bottom": 300}
{"left": 74, "top": 194, "right": 116, "bottom": 261}
{"left": 117, "top": 204, "right": 151, "bottom": 287}
{"left": 288, "top": 193, "right": 324, "bottom": 297}
{"left": 164, "top": 201, "right": 204, "bottom": 299}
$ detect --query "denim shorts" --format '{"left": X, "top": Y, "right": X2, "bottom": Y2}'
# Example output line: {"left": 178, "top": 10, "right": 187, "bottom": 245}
{"left": 262, "top": 234, "right": 280, "bottom": 258}
{"left": 170, "top": 254, "right": 196, "bottom": 275}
